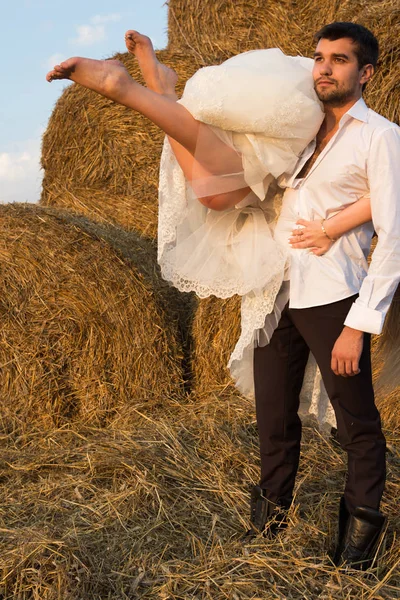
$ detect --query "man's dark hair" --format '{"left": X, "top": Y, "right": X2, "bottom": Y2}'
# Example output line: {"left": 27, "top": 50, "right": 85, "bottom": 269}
{"left": 314, "top": 22, "right": 379, "bottom": 69}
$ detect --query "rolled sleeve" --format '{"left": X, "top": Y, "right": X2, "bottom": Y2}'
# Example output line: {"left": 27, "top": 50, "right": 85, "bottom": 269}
{"left": 350, "top": 126, "right": 400, "bottom": 332}
{"left": 344, "top": 301, "right": 384, "bottom": 334}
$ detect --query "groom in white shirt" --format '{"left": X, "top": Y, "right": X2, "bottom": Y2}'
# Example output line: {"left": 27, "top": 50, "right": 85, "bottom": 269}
{"left": 247, "top": 22, "right": 400, "bottom": 570}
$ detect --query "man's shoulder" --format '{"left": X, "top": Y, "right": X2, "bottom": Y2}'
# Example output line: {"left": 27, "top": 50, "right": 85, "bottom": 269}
{"left": 365, "top": 107, "right": 400, "bottom": 134}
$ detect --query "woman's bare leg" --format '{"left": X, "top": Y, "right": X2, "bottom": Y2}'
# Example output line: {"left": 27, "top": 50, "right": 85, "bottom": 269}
{"left": 125, "top": 31, "right": 205, "bottom": 190}
{"left": 124, "top": 31, "right": 251, "bottom": 208}
{"left": 47, "top": 41, "right": 250, "bottom": 209}
{"left": 125, "top": 31, "right": 179, "bottom": 100}
{"left": 47, "top": 57, "right": 205, "bottom": 156}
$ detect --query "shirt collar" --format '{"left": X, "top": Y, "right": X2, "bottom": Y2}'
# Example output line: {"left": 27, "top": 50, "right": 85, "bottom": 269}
{"left": 340, "top": 97, "right": 369, "bottom": 125}
{"left": 284, "top": 97, "right": 369, "bottom": 186}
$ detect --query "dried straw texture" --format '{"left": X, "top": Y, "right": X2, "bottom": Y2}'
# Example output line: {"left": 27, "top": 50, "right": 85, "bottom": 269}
{"left": 0, "top": 204, "right": 187, "bottom": 434}
{"left": 167, "top": 0, "right": 305, "bottom": 60}
{"left": 373, "top": 291, "right": 400, "bottom": 431}
{"left": 192, "top": 296, "right": 241, "bottom": 396}
{"left": 376, "top": 388, "right": 400, "bottom": 432}
{"left": 0, "top": 402, "right": 398, "bottom": 599}
{"left": 168, "top": 0, "right": 400, "bottom": 124}
{"left": 41, "top": 50, "right": 203, "bottom": 238}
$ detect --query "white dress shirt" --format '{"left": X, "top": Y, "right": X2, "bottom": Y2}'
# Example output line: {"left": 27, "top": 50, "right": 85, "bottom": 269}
{"left": 274, "top": 97, "right": 400, "bottom": 335}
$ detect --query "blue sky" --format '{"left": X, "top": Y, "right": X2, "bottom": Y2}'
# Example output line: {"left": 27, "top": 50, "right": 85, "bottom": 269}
{"left": 0, "top": 0, "right": 168, "bottom": 203}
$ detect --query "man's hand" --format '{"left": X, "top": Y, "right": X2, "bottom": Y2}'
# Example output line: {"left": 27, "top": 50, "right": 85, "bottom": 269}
{"left": 331, "top": 326, "right": 364, "bottom": 377}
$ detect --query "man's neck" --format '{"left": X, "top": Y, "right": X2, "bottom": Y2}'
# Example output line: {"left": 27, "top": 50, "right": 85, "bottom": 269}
{"left": 321, "top": 94, "right": 362, "bottom": 134}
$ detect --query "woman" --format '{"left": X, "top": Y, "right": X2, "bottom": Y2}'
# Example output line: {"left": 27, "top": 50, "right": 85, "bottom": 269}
{"left": 46, "top": 32, "right": 374, "bottom": 416}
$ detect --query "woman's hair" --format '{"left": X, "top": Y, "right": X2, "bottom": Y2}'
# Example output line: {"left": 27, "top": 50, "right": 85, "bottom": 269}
{"left": 314, "top": 22, "right": 379, "bottom": 69}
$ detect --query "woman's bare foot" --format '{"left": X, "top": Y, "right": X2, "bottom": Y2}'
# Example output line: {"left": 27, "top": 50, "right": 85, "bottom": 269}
{"left": 46, "top": 57, "right": 139, "bottom": 105}
{"left": 125, "top": 30, "right": 178, "bottom": 98}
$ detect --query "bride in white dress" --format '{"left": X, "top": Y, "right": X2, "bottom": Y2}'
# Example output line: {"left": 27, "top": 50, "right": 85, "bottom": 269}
{"left": 46, "top": 32, "right": 373, "bottom": 428}
{"left": 154, "top": 44, "right": 336, "bottom": 426}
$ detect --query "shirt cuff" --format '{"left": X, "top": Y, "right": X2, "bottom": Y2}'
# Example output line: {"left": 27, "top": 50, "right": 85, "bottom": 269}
{"left": 344, "top": 302, "right": 384, "bottom": 335}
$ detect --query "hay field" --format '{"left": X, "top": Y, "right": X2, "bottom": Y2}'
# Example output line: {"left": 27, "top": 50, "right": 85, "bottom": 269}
{"left": 1, "top": 395, "right": 399, "bottom": 599}
{"left": 4, "top": 0, "right": 397, "bottom": 597}
{"left": 0, "top": 206, "right": 397, "bottom": 597}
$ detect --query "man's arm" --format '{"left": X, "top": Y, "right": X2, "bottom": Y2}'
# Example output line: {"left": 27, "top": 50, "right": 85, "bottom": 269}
{"left": 289, "top": 195, "right": 372, "bottom": 255}
{"left": 334, "top": 126, "right": 400, "bottom": 376}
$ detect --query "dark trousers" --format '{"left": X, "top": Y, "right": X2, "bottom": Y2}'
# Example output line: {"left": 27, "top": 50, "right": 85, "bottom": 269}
{"left": 253, "top": 295, "right": 386, "bottom": 513}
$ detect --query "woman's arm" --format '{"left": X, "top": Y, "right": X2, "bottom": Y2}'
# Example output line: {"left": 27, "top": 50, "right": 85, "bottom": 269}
{"left": 289, "top": 196, "right": 372, "bottom": 256}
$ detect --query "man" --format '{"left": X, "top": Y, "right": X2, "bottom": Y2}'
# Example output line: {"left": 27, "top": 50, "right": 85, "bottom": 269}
{"left": 247, "top": 22, "right": 400, "bottom": 570}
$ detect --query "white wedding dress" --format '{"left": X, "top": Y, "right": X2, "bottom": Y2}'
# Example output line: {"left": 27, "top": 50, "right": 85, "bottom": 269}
{"left": 157, "top": 49, "right": 336, "bottom": 430}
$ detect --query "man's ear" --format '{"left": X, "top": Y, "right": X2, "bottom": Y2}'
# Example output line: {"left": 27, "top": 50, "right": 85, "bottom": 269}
{"left": 360, "top": 64, "right": 374, "bottom": 86}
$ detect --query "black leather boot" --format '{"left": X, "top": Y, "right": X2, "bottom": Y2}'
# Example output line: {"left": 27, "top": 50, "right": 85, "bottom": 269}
{"left": 333, "top": 496, "right": 351, "bottom": 565}
{"left": 333, "top": 499, "right": 387, "bottom": 571}
{"left": 242, "top": 485, "right": 290, "bottom": 541}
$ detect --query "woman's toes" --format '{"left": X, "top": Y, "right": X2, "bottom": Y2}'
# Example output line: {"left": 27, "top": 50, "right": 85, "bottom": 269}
{"left": 59, "top": 60, "right": 73, "bottom": 71}
{"left": 125, "top": 30, "right": 153, "bottom": 49}
{"left": 47, "top": 59, "right": 75, "bottom": 82}
{"left": 125, "top": 30, "right": 137, "bottom": 43}
{"left": 46, "top": 70, "right": 63, "bottom": 81}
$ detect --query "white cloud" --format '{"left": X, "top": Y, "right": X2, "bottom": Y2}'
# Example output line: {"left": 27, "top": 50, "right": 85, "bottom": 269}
{"left": 91, "top": 14, "right": 121, "bottom": 25}
{"left": 71, "top": 24, "right": 106, "bottom": 46}
{"left": 44, "top": 53, "right": 66, "bottom": 71}
{"left": 0, "top": 139, "right": 43, "bottom": 204}
{"left": 70, "top": 14, "right": 121, "bottom": 46}
{"left": 0, "top": 152, "right": 31, "bottom": 181}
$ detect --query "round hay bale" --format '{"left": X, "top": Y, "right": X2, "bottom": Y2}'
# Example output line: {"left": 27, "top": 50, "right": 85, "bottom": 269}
{"left": 375, "top": 389, "right": 400, "bottom": 431}
{"left": 0, "top": 204, "right": 187, "bottom": 434}
{"left": 372, "top": 290, "right": 400, "bottom": 431}
{"left": 191, "top": 296, "right": 241, "bottom": 396}
{"left": 167, "top": 0, "right": 399, "bottom": 124}
{"left": 40, "top": 50, "right": 204, "bottom": 239}
{"left": 167, "top": 0, "right": 323, "bottom": 59}
{"left": 336, "top": 0, "right": 400, "bottom": 124}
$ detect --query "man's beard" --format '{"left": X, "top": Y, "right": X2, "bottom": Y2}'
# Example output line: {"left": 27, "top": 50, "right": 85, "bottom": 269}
{"left": 314, "top": 81, "right": 355, "bottom": 107}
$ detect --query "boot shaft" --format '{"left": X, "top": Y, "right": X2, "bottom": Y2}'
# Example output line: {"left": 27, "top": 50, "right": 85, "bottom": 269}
{"left": 334, "top": 500, "right": 387, "bottom": 571}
